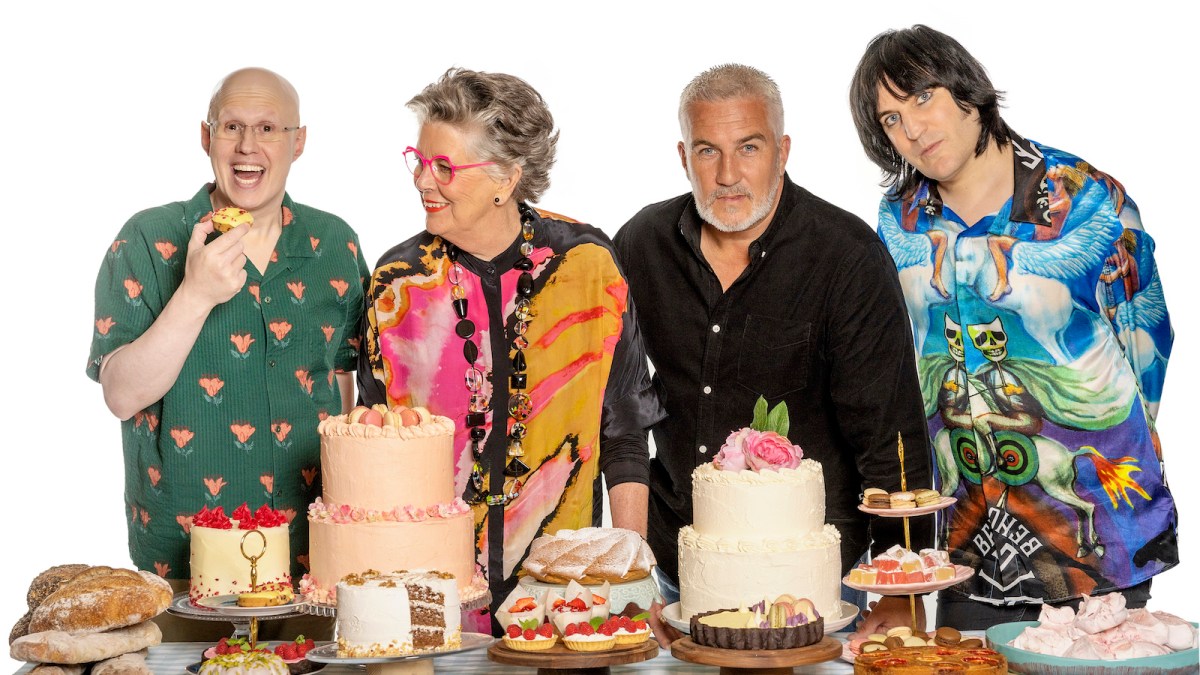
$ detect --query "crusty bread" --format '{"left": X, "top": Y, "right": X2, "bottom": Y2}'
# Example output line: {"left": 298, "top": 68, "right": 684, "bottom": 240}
{"left": 28, "top": 664, "right": 85, "bottom": 675}
{"left": 92, "top": 649, "right": 152, "bottom": 675}
{"left": 10, "top": 621, "right": 161, "bottom": 664}
{"left": 9, "top": 610, "right": 32, "bottom": 645}
{"left": 29, "top": 569, "right": 172, "bottom": 634}
{"left": 26, "top": 565, "right": 91, "bottom": 609}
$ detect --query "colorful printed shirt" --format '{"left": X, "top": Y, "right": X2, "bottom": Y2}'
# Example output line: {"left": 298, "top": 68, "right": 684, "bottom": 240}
{"left": 878, "top": 135, "right": 1178, "bottom": 604}
{"left": 358, "top": 207, "right": 663, "bottom": 626}
{"left": 87, "top": 185, "right": 369, "bottom": 581}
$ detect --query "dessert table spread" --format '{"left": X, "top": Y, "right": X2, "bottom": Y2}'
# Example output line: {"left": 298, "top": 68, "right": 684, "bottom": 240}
{"left": 10, "top": 633, "right": 988, "bottom": 674}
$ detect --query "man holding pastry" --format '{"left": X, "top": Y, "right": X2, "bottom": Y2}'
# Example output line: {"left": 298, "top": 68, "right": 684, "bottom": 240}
{"left": 86, "top": 67, "right": 367, "bottom": 639}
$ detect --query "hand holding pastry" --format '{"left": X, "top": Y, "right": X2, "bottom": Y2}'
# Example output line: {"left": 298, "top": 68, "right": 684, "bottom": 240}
{"left": 180, "top": 216, "right": 249, "bottom": 309}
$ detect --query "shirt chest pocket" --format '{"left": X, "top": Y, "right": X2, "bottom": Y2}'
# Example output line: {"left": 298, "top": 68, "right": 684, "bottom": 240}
{"left": 736, "top": 315, "right": 811, "bottom": 398}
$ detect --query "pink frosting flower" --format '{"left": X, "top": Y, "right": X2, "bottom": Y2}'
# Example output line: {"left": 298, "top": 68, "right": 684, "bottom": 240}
{"left": 744, "top": 430, "right": 802, "bottom": 470}
{"left": 714, "top": 428, "right": 754, "bottom": 471}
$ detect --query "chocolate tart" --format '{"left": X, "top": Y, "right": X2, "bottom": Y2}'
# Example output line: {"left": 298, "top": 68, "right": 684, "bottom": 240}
{"left": 689, "top": 608, "right": 823, "bottom": 650}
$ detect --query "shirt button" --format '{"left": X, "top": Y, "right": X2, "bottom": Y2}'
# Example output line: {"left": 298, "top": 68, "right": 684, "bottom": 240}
{"left": 487, "top": 266, "right": 496, "bottom": 275}
{"left": 711, "top": 325, "right": 720, "bottom": 333}
{"left": 703, "top": 386, "right": 712, "bottom": 394}
{"left": 263, "top": 296, "right": 272, "bottom": 304}
{"left": 268, "top": 360, "right": 277, "bottom": 368}
{"left": 699, "top": 445, "right": 708, "bottom": 454}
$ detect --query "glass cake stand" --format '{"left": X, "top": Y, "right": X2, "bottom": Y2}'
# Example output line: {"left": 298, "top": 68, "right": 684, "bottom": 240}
{"left": 305, "top": 633, "right": 494, "bottom": 675}
{"left": 168, "top": 592, "right": 310, "bottom": 640}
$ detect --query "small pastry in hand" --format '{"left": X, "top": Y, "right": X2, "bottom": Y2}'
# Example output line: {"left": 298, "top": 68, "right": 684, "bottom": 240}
{"left": 212, "top": 207, "right": 253, "bottom": 233}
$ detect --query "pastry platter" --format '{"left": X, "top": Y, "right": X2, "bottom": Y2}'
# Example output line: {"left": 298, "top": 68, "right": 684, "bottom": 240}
{"left": 487, "top": 637, "right": 657, "bottom": 674}
{"left": 842, "top": 564, "right": 973, "bottom": 594}
{"left": 195, "top": 593, "right": 308, "bottom": 617}
{"left": 662, "top": 600, "right": 860, "bottom": 635}
{"left": 857, "top": 495, "right": 955, "bottom": 516}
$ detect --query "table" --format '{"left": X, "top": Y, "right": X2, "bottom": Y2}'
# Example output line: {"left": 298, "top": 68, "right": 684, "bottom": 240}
{"left": 13, "top": 640, "right": 852, "bottom": 674}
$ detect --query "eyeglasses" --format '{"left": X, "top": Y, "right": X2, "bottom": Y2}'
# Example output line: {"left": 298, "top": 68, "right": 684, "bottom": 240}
{"left": 404, "top": 147, "right": 495, "bottom": 185}
{"left": 208, "top": 121, "right": 301, "bottom": 143}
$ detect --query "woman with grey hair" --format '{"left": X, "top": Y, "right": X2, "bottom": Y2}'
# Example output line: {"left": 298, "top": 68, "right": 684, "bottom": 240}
{"left": 357, "top": 68, "right": 663, "bottom": 634}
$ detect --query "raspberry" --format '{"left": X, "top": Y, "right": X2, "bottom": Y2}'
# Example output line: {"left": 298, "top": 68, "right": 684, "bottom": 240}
{"left": 523, "top": 628, "right": 536, "bottom": 641}
{"left": 634, "top": 619, "right": 647, "bottom": 630}
{"left": 565, "top": 623, "right": 578, "bottom": 636}
{"left": 538, "top": 623, "right": 553, "bottom": 638}
{"left": 506, "top": 625, "right": 522, "bottom": 638}
{"left": 579, "top": 623, "right": 594, "bottom": 636}
{"left": 598, "top": 625, "right": 614, "bottom": 636}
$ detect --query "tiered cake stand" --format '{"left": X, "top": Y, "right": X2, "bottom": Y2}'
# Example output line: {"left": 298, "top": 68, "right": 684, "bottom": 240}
{"left": 843, "top": 434, "right": 973, "bottom": 630}
{"left": 167, "top": 529, "right": 307, "bottom": 643}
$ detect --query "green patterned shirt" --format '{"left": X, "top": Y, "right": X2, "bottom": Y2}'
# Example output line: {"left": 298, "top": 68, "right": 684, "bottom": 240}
{"left": 87, "top": 185, "right": 368, "bottom": 580}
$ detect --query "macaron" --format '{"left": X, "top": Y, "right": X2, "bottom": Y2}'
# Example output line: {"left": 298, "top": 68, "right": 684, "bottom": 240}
{"left": 934, "top": 626, "right": 962, "bottom": 646}
{"left": 889, "top": 491, "right": 916, "bottom": 509}
{"left": 862, "top": 487, "right": 890, "bottom": 508}
{"left": 913, "top": 488, "right": 941, "bottom": 506}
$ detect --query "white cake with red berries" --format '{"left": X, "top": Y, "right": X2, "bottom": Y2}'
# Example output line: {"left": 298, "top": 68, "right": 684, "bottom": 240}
{"left": 189, "top": 503, "right": 292, "bottom": 605}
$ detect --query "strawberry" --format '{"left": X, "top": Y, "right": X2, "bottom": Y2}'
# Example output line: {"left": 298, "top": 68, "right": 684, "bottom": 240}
{"left": 506, "top": 625, "right": 522, "bottom": 638}
{"left": 537, "top": 623, "right": 553, "bottom": 638}
{"left": 510, "top": 597, "right": 537, "bottom": 613}
{"left": 592, "top": 593, "right": 607, "bottom": 605}
{"left": 551, "top": 598, "right": 566, "bottom": 610}
{"left": 566, "top": 597, "right": 588, "bottom": 612}
{"left": 522, "top": 628, "right": 536, "bottom": 641}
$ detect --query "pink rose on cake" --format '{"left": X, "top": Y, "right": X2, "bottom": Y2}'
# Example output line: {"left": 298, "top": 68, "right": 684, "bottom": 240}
{"left": 713, "top": 397, "right": 803, "bottom": 472}
{"left": 745, "top": 431, "right": 801, "bottom": 470}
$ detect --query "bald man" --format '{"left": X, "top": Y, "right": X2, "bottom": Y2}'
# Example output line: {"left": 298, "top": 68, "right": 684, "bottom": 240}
{"left": 87, "top": 68, "right": 368, "bottom": 639}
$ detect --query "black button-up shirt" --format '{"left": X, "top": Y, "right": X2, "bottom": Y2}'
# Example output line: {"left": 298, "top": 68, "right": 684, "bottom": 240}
{"left": 614, "top": 176, "right": 932, "bottom": 583}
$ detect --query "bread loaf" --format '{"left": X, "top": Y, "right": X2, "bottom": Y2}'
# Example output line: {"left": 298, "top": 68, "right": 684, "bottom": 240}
{"left": 9, "top": 610, "right": 32, "bottom": 645}
{"left": 28, "top": 664, "right": 85, "bottom": 675}
{"left": 29, "top": 569, "right": 171, "bottom": 634}
{"left": 10, "top": 621, "right": 161, "bottom": 664}
{"left": 26, "top": 565, "right": 90, "bottom": 609}
{"left": 92, "top": 649, "right": 152, "bottom": 675}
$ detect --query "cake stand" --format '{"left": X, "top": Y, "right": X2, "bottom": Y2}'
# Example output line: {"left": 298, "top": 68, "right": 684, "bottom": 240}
{"left": 487, "top": 638, "right": 657, "bottom": 675}
{"left": 849, "top": 433, "right": 962, "bottom": 630}
{"left": 168, "top": 529, "right": 304, "bottom": 643}
{"left": 305, "top": 633, "right": 493, "bottom": 675}
{"left": 670, "top": 635, "right": 842, "bottom": 674}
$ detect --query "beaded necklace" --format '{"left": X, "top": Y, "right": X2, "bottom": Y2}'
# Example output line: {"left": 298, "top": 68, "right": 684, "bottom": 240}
{"left": 445, "top": 205, "right": 536, "bottom": 507}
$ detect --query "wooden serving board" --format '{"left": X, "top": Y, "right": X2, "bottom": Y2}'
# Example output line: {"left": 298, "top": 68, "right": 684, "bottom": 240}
{"left": 671, "top": 636, "right": 842, "bottom": 674}
{"left": 487, "top": 638, "right": 656, "bottom": 674}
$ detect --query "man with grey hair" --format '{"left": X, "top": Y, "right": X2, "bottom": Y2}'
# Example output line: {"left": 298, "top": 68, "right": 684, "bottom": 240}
{"left": 614, "top": 64, "right": 930, "bottom": 645}
{"left": 87, "top": 67, "right": 367, "bottom": 640}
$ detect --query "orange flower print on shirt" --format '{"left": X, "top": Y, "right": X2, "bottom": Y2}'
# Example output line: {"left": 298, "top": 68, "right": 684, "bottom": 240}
{"left": 145, "top": 413, "right": 159, "bottom": 432}
{"left": 95, "top": 316, "right": 116, "bottom": 337}
{"left": 310, "top": 236, "right": 320, "bottom": 253}
{"left": 272, "top": 420, "right": 293, "bottom": 449}
{"left": 347, "top": 241, "right": 358, "bottom": 257}
{"left": 123, "top": 278, "right": 143, "bottom": 305}
{"left": 269, "top": 320, "right": 292, "bottom": 347}
{"left": 154, "top": 561, "right": 170, "bottom": 577}
{"left": 155, "top": 240, "right": 178, "bottom": 265}
{"left": 260, "top": 473, "right": 274, "bottom": 495}
{"left": 282, "top": 206, "right": 293, "bottom": 226}
{"left": 199, "top": 376, "right": 224, "bottom": 404}
{"left": 270, "top": 250, "right": 279, "bottom": 264}
{"left": 327, "top": 370, "right": 335, "bottom": 387}
{"left": 110, "top": 239, "right": 127, "bottom": 255}
{"left": 287, "top": 280, "right": 306, "bottom": 304}
{"left": 329, "top": 279, "right": 349, "bottom": 300}
{"left": 147, "top": 466, "right": 162, "bottom": 487}
{"left": 279, "top": 508, "right": 297, "bottom": 524}
{"left": 139, "top": 508, "right": 151, "bottom": 528}
{"left": 230, "top": 333, "right": 255, "bottom": 359}
{"left": 322, "top": 324, "right": 335, "bottom": 343}
{"left": 295, "top": 368, "right": 314, "bottom": 395}
{"left": 170, "top": 427, "right": 194, "bottom": 454}
{"left": 204, "top": 476, "right": 228, "bottom": 502}
{"left": 248, "top": 283, "right": 261, "bottom": 305}
{"left": 301, "top": 466, "right": 318, "bottom": 487}
{"left": 231, "top": 422, "right": 256, "bottom": 452}
{"left": 176, "top": 514, "right": 194, "bottom": 535}
{"left": 317, "top": 410, "right": 329, "bottom": 421}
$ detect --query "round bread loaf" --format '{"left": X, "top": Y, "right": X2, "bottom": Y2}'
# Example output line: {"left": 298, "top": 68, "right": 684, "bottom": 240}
{"left": 26, "top": 564, "right": 91, "bottom": 609}
{"left": 29, "top": 569, "right": 171, "bottom": 635}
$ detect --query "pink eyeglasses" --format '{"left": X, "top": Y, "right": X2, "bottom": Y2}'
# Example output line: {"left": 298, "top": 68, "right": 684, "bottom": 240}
{"left": 403, "top": 147, "right": 496, "bottom": 185}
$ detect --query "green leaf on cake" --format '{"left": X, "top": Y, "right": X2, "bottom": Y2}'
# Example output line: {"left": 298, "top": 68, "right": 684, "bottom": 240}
{"left": 751, "top": 396, "right": 769, "bottom": 431}
{"left": 751, "top": 396, "right": 791, "bottom": 437}
{"left": 631, "top": 612, "right": 650, "bottom": 621}
{"left": 589, "top": 617, "right": 604, "bottom": 630}
{"left": 518, "top": 618, "right": 540, "bottom": 631}
{"left": 765, "top": 400, "right": 790, "bottom": 437}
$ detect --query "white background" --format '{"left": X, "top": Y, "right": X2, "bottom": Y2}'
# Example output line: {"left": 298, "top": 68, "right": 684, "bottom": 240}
{"left": 3, "top": 1, "right": 1195, "bottom": 669}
